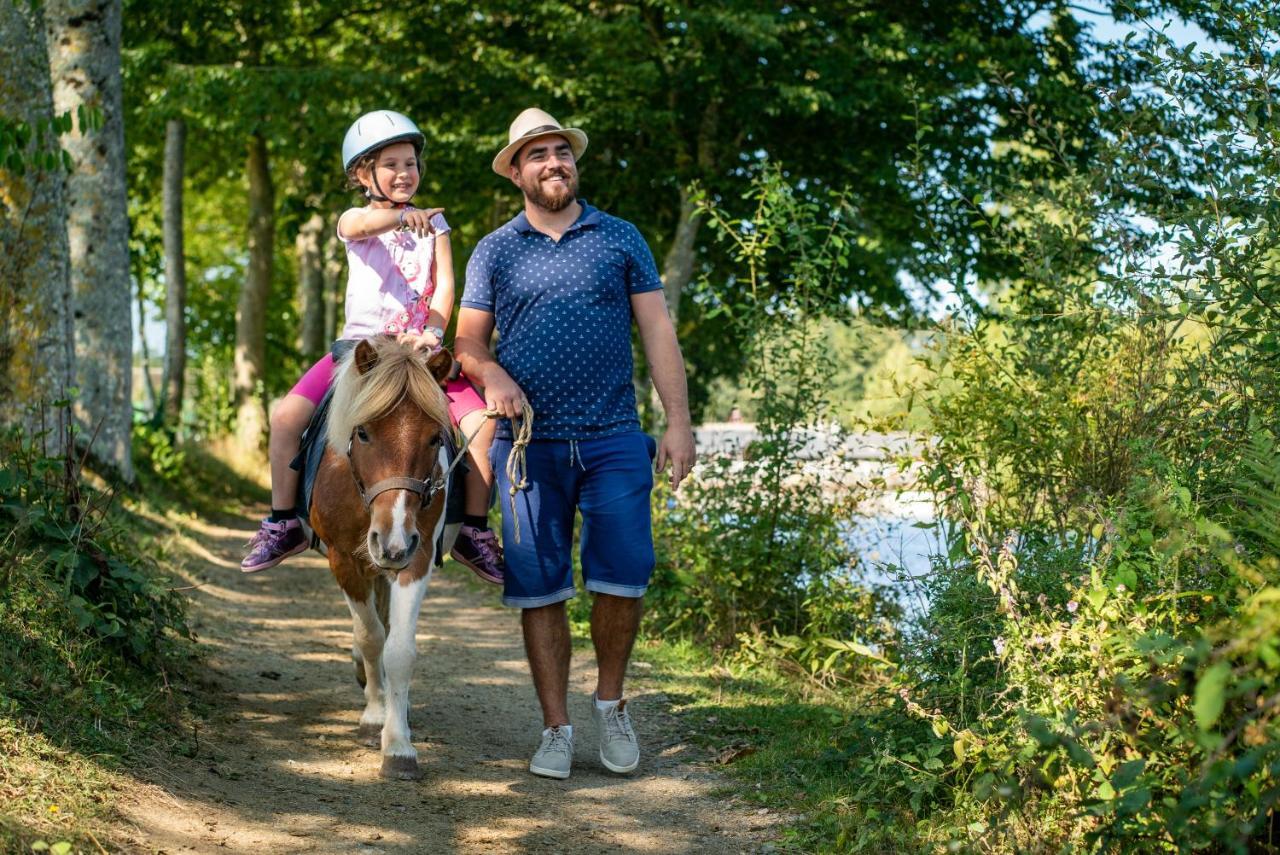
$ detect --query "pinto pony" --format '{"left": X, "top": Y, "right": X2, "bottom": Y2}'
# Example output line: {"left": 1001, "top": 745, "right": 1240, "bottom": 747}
{"left": 311, "top": 336, "right": 457, "bottom": 779}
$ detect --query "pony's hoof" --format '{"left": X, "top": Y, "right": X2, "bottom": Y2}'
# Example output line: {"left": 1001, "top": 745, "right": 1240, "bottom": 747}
{"left": 380, "top": 755, "right": 421, "bottom": 780}
{"left": 356, "top": 724, "right": 381, "bottom": 747}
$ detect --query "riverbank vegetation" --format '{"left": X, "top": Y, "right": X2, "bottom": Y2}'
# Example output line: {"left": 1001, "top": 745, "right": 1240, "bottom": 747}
{"left": 641, "top": 5, "right": 1280, "bottom": 851}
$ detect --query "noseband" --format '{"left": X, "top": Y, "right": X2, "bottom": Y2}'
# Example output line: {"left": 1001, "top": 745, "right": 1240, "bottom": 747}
{"left": 345, "top": 430, "right": 448, "bottom": 511}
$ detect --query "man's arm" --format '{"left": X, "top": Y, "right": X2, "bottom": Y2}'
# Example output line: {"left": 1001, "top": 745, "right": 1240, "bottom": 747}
{"left": 454, "top": 307, "right": 527, "bottom": 420}
{"left": 631, "top": 290, "right": 696, "bottom": 489}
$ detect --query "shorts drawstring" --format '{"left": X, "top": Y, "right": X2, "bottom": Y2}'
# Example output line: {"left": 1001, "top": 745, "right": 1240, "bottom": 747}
{"left": 568, "top": 439, "right": 587, "bottom": 472}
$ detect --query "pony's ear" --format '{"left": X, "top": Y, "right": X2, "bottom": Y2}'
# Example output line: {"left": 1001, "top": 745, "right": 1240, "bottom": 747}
{"left": 426, "top": 347, "right": 453, "bottom": 385}
{"left": 354, "top": 339, "right": 379, "bottom": 375}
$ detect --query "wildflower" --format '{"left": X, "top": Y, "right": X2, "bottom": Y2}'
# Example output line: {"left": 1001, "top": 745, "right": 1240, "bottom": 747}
{"left": 993, "top": 636, "right": 1006, "bottom": 656}
{"left": 1067, "top": 600, "right": 1079, "bottom": 614}
{"left": 1116, "top": 583, "right": 1126, "bottom": 593}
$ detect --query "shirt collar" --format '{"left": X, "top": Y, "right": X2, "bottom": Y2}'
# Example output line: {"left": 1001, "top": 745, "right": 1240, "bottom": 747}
{"left": 509, "top": 200, "right": 601, "bottom": 235}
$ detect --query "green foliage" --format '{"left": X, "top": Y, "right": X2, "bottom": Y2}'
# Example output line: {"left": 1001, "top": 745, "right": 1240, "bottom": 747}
{"left": 0, "top": 422, "right": 190, "bottom": 662}
{"left": 0, "top": 416, "right": 200, "bottom": 851}
{"left": 131, "top": 421, "right": 187, "bottom": 483}
{"left": 816, "top": 9, "right": 1280, "bottom": 852}
{"left": 647, "top": 168, "right": 896, "bottom": 685}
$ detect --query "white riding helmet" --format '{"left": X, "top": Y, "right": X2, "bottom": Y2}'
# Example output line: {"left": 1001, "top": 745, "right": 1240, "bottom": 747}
{"left": 342, "top": 110, "right": 425, "bottom": 171}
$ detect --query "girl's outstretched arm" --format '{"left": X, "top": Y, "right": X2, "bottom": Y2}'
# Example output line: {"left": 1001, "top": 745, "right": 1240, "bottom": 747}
{"left": 338, "top": 205, "right": 444, "bottom": 240}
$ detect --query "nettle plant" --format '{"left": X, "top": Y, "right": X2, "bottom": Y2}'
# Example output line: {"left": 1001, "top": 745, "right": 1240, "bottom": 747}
{"left": 647, "top": 168, "right": 897, "bottom": 671}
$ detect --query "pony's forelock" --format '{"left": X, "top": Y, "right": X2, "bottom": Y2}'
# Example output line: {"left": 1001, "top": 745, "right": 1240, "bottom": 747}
{"left": 326, "top": 338, "right": 450, "bottom": 450}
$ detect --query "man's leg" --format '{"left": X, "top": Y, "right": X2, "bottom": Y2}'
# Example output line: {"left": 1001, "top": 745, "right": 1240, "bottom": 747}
{"left": 591, "top": 593, "right": 643, "bottom": 700}
{"left": 523, "top": 601, "right": 572, "bottom": 727}
{"left": 577, "top": 432, "right": 657, "bottom": 774}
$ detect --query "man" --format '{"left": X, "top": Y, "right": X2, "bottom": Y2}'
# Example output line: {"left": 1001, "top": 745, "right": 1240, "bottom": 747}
{"left": 455, "top": 107, "right": 696, "bottom": 780}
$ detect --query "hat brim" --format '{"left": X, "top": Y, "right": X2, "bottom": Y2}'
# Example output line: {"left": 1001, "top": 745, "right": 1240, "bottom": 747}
{"left": 491, "top": 128, "right": 588, "bottom": 177}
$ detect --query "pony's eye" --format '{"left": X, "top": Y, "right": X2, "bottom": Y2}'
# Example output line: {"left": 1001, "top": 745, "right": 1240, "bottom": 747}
{"left": 355, "top": 426, "right": 371, "bottom": 443}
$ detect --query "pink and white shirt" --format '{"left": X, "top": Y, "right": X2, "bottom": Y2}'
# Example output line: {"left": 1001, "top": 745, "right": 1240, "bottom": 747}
{"left": 338, "top": 211, "right": 450, "bottom": 339}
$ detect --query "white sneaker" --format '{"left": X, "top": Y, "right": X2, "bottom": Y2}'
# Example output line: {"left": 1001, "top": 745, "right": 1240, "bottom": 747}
{"left": 592, "top": 695, "right": 639, "bottom": 774}
{"left": 529, "top": 725, "right": 573, "bottom": 779}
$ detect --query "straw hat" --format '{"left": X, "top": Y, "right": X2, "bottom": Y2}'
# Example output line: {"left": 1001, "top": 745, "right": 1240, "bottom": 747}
{"left": 491, "top": 108, "right": 588, "bottom": 176}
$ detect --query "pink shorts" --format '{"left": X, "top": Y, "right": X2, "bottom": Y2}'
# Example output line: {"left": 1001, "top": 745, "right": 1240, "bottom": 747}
{"left": 289, "top": 352, "right": 486, "bottom": 427}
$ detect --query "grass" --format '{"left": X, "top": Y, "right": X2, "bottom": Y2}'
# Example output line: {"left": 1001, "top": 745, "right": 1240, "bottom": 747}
{"left": 626, "top": 635, "right": 894, "bottom": 854}
{"left": 0, "top": 436, "right": 254, "bottom": 852}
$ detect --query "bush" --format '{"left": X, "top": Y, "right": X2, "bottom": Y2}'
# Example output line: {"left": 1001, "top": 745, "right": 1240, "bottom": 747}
{"left": 646, "top": 169, "right": 896, "bottom": 677}
{"left": 824, "top": 11, "right": 1280, "bottom": 852}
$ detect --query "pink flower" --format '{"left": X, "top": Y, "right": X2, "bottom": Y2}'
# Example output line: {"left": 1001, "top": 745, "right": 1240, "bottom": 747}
{"left": 1067, "top": 600, "right": 1079, "bottom": 613}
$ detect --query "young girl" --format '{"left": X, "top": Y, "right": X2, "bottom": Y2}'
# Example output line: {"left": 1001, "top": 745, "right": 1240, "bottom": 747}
{"left": 241, "top": 109, "right": 504, "bottom": 584}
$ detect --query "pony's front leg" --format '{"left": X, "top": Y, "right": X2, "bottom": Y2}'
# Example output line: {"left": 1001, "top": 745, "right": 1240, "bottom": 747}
{"left": 345, "top": 588, "right": 387, "bottom": 742}
{"left": 379, "top": 571, "right": 429, "bottom": 779}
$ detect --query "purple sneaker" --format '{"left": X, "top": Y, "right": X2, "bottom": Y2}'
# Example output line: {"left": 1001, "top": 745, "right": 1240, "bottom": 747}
{"left": 450, "top": 525, "right": 505, "bottom": 585}
{"left": 240, "top": 517, "right": 307, "bottom": 573}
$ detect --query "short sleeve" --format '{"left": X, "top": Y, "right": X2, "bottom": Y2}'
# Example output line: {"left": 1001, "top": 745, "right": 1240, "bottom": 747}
{"left": 461, "top": 236, "right": 496, "bottom": 312}
{"left": 623, "top": 223, "right": 663, "bottom": 295}
{"left": 431, "top": 212, "right": 451, "bottom": 235}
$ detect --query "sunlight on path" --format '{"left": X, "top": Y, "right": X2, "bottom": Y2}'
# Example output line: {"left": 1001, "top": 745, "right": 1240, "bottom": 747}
{"left": 115, "top": 509, "right": 777, "bottom": 854}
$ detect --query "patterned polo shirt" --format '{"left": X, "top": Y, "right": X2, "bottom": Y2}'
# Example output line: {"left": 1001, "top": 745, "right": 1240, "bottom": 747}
{"left": 462, "top": 200, "right": 664, "bottom": 440}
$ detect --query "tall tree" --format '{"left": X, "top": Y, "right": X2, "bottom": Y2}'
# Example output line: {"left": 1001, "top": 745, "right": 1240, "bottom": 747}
{"left": 296, "top": 209, "right": 326, "bottom": 363}
{"left": 1, "top": 0, "right": 75, "bottom": 451}
{"left": 46, "top": 0, "right": 134, "bottom": 480}
{"left": 233, "top": 131, "right": 273, "bottom": 454}
{"left": 160, "top": 116, "right": 186, "bottom": 426}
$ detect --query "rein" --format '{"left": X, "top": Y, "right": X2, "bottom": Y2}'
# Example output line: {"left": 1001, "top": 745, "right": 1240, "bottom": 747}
{"left": 345, "top": 400, "right": 534, "bottom": 544}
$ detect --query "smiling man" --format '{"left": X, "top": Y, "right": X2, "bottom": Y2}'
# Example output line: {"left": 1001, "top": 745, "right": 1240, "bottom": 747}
{"left": 455, "top": 107, "right": 696, "bottom": 780}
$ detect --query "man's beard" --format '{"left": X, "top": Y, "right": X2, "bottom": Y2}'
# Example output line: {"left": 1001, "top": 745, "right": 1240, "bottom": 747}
{"left": 520, "top": 170, "right": 578, "bottom": 212}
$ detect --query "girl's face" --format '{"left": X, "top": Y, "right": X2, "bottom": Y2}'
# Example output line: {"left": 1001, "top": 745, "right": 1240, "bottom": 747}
{"left": 359, "top": 142, "right": 420, "bottom": 204}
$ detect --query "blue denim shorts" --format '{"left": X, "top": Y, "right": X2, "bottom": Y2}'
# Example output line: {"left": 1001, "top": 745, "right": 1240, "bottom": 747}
{"left": 490, "top": 431, "right": 657, "bottom": 608}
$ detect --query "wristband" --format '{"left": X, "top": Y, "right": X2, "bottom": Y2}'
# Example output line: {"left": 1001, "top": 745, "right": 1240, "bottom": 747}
{"left": 423, "top": 325, "right": 445, "bottom": 341}
{"left": 397, "top": 205, "right": 416, "bottom": 230}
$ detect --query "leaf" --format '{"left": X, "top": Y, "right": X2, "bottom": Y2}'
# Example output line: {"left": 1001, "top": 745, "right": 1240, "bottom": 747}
{"left": 1194, "top": 661, "right": 1231, "bottom": 731}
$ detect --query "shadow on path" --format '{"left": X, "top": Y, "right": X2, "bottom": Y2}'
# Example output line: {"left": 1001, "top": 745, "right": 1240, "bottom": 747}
{"left": 115, "top": 510, "right": 777, "bottom": 854}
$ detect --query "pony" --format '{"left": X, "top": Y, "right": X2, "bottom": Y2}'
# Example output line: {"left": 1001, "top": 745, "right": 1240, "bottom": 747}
{"left": 310, "top": 336, "right": 457, "bottom": 780}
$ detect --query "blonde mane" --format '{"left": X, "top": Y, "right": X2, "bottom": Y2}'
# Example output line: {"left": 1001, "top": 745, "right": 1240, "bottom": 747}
{"left": 326, "top": 337, "right": 451, "bottom": 450}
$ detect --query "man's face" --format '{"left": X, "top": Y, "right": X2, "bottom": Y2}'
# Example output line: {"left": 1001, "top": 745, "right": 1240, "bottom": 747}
{"left": 510, "top": 134, "right": 578, "bottom": 212}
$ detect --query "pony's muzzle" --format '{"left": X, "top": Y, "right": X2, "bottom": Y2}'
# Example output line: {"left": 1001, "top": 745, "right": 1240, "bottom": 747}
{"left": 369, "top": 529, "right": 420, "bottom": 568}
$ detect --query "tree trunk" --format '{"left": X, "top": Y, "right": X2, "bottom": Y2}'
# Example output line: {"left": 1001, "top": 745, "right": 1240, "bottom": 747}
{"left": 161, "top": 117, "right": 187, "bottom": 427}
{"left": 659, "top": 186, "right": 701, "bottom": 324}
{"left": 0, "top": 0, "right": 75, "bottom": 452}
{"left": 233, "top": 132, "right": 274, "bottom": 455}
{"left": 297, "top": 210, "right": 325, "bottom": 363}
{"left": 46, "top": 0, "right": 133, "bottom": 481}
{"left": 325, "top": 226, "right": 344, "bottom": 340}
{"left": 642, "top": 187, "right": 702, "bottom": 430}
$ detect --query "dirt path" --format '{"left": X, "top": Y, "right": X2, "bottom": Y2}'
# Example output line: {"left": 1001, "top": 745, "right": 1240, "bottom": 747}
{"left": 113, "top": 509, "right": 779, "bottom": 854}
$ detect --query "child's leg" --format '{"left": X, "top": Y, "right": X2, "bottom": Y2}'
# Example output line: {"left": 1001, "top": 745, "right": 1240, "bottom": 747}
{"left": 446, "top": 375, "right": 503, "bottom": 585}
{"left": 242, "top": 354, "right": 332, "bottom": 573}
{"left": 458, "top": 409, "right": 495, "bottom": 518}
{"left": 269, "top": 393, "right": 317, "bottom": 510}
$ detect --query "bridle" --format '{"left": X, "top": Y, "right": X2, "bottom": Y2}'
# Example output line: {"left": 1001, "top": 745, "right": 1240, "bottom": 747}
{"left": 343, "top": 401, "right": 535, "bottom": 543}
{"left": 345, "top": 425, "right": 451, "bottom": 512}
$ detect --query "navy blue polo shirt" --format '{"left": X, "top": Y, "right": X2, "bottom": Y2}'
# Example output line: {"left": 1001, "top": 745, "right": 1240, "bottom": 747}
{"left": 462, "top": 201, "right": 664, "bottom": 440}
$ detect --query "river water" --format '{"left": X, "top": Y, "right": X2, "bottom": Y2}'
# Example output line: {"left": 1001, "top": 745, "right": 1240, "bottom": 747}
{"left": 844, "top": 494, "right": 941, "bottom": 616}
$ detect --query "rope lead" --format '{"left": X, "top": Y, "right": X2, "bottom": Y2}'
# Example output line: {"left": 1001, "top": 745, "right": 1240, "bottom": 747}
{"left": 460, "top": 403, "right": 533, "bottom": 545}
